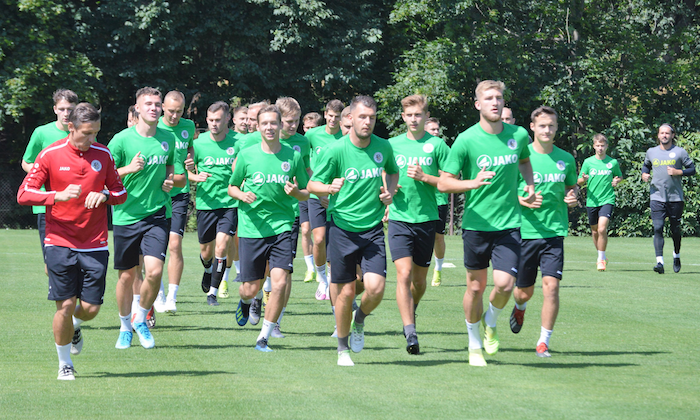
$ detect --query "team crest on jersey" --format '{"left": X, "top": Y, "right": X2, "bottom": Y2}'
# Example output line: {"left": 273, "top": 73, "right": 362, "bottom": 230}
{"left": 507, "top": 139, "right": 517, "bottom": 150}
{"left": 477, "top": 155, "right": 493, "bottom": 169}
{"left": 281, "top": 162, "right": 290, "bottom": 172}
{"left": 373, "top": 152, "right": 383, "bottom": 163}
{"left": 226, "top": 147, "right": 235, "bottom": 156}
{"left": 181, "top": 130, "right": 189, "bottom": 139}
{"left": 423, "top": 143, "right": 434, "bottom": 154}
{"left": 252, "top": 172, "right": 266, "bottom": 185}
{"left": 669, "top": 152, "right": 676, "bottom": 158}
{"left": 293, "top": 145, "right": 301, "bottom": 153}
{"left": 606, "top": 162, "right": 612, "bottom": 169}
{"left": 315, "top": 146, "right": 322, "bottom": 155}
{"left": 556, "top": 160, "right": 566, "bottom": 171}
{"left": 345, "top": 167, "right": 360, "bottom": 183}
{"left": 90, "top": 160, "right": 102, "bottom": 172}
{"left": 203, "top": 157, "right": 215, "bottom": 166}
{"left": 395, "top": 155, "right": 407, "bottom": 168}
{"left": 161, "top": 141, "right": 169, "bottom": 152}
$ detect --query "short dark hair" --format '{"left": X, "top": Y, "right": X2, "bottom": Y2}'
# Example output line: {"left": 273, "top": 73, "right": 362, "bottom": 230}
{"left": 349, "top": 95, "right": 377, "bottom": 112}
{"left": 257, "top": 105, "right": 281, "bottom": 123}
{"left": 53, "top": 89, "right": 78, "bottom": 105}
{"left": 530, "top": 106, "right": 558, "bottom": 122}
{"left": 325, "top": 99, "right": 344, "bottom": 114}
{"left": 426, "top": 117, "right": 440, "bottom": 125}
{"left": 127, "top": 105, "right": 138, "bottom": 120}
{"left": 208, "top": 101, "right": 230, "bottom": 115}
{"left": 303, "top": 112, "right": 322, "bottom": 125}
{"left": 135, "top": 87, "right": 162, "bottom": 100}
{"left": 69, "top": 103, "right": 100, "bottom": 128}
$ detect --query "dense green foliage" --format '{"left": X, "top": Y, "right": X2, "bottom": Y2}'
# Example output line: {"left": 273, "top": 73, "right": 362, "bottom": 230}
{"left": 2, "top": 0, "right": 699, "bottom": 233}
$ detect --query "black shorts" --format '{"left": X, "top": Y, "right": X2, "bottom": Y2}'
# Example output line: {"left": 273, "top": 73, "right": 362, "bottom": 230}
{"left": 308, "top": 198, "right": 327, "bottom": 230}
{"left": 328, "top": 219, "right": 386, "bottom": 284}
{"left": 238, "top": 231, "right": 293, "bottom": 282}
{"left": 650, "top": 200, "right": 684, "bottom": 222}
{"left": 170, "top": 192, "right": 190, "bottom": 236}
{"left": 46, "top": 246, "right": 108, "bottom": 305}
{"left": 462, "top": 228, "right": 521, "bottom": 275}
{"left": 38, "top": 213, "right": 47, "bottom": 261}
{"left": 289, "top": 217, "right": 300, "bottom": 272}
{"left": 388, "top": 220, "right": 436, "bottom": 267}
{"left": 436, "top": 205, "right": 448, "bottom": 235}
{"left": 299, "top": 200, "right": 310, "bottom": 225}
{"left": 586, "top": 204, "right": 614, "bottom": 226}
{"left": 197, "top": 208, "right": 237, "bottom": 244}
{"left": 113, "top": 207, "right": 170, "bottom": 270}
{"left": 516, "top": 237, "right": 564, "bottom": 288}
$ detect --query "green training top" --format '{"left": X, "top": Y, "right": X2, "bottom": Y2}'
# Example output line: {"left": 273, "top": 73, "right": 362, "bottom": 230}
{"left": 442, "top": 122, "right": 531, "bottom": 232}
{"left": 579, "top": 155, "right": 622, "bottom": 207}
{"left": 305, "top": 125, "right": 344, "bottom": 199}
{"left": 109, "top": 126, "right": 175, "bottom": 225}
{"left": 281, "top": 132, "right": 311, "bottom": 217}
{"left": 311, "top": 135, "right": 399, "bottom": 232}
{"left": 229, "top": 143, "right": 309, "bottom": 238}
{"left": 22, "top": 121, "right": 70, "bottom": 214}
{"left": 388, "top": 132, "right": 450, "bottom": 223}
{"left": 192, "top": 131, "right": 238, "bottom": 211}
{"left": 519, "top": 144, "right": 577, "bottom": 239}
{"left": 157, "top": 117, "right": 196, "bottom": 197}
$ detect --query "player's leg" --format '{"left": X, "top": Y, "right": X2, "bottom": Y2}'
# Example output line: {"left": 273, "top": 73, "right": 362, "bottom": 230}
{"left": 236, "top": 237, "right": 268, "bottom": 326}
{"left": 161, "top": 192, "right": 188, "bottom": 312}
{"left": 309, "top": 198, "right": 329, "bottom": 295}
{"left": 432, "top": 205, "right": 448, "bottom": 286}
{"left": 668, "top": 201, "right": 683, "bottom": 273}
{"left": 461, "top": 230, "right": 490, "bottom": 366}
{"left": 299, "top": 200, "right": 315, "bottom": 282}
{"left": 38, "top": 213, "right": 48, "bottom": 276}
{"left": 275, "top": 218, "right": 299, "bottom": 336}
{"left": 389, "top": 220, "right": 416, "bottom": 332}
{"left": 510, "top": 238, "right": 539, "bottom": 334}
{"left": 197, "top": 209, "right": 216, "bottom": 292}
{"left": 650, "top": 201, "right": 666, "bottom": 273}
{"left": 71, "top": 250, "right": 108, "bottom": 357}
{"left": 536, "top": 237, "right": 564, "bottom": 357}
{"left": 206, "top": 231, "right": 232, "bottom": 305}
{"left": 113, "top": 222, "right": 143, "bottom": 349}
{"left": 46, "top": 246, "right": 79, "bottom": 379}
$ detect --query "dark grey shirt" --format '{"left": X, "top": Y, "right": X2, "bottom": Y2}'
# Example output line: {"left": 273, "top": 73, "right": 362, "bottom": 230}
{"left": 642, "top": 145, "right": 695, "bottom": 202}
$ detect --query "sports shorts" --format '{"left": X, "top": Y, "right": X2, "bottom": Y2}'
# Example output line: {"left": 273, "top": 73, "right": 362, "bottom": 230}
{"left": 436, "top": 204, "right": 448, "bottom": 235}
{"left": 113, "top": 207, "right": 170, "bottom": 270}
{"left": 46, "top": 246, "right": 108, "bottom": 305}
{"left": 516, "top": 236, "right": 564, "bottom": 288}
{"left": 388, "top": 220, "right": 436, "bottom": 267}
{"left": 299, "top": 200, "right": 309, "bottom": 225}
{"left": 196, "top": 207, "right": 237, "bottom": 244}
{"left": 170, "top": 192, "right": 190, "bottom": 236}
{"left": 328, "top": 219, "right": 386, "bottom": 284}
{"left": 462, "top": 228, "right": 521, "bottom": 276}
{"left": 650, "top": 200, "right": 684, "bottom": 222}
{"left": 586, "top": 204, "right": 614, "bottom": 226}
{"left": 238, "top": 231, "right": 293, "bottom": 282}
{"left": 308, "top": 198, "right": 328, "bottom": 230}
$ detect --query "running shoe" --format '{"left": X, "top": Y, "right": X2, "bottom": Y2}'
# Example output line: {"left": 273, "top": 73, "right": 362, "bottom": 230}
{"left": 510, "top": 307, "right": 525, "bottom": 334}
{"left": 235, "top": 300, "right": 249, "bottom": 326}
{"left": 146, "top": 307, "right": 156, "bottom": 328}
{"left": 153, "top": 291, "right": 167, "bottom": 313}
{"left": 468, "top": 348, "right": 487, "bottom": 367}
{"left": 596, "top": 259, "right": 607, "bottom": 272}
{"left": 57, "top": 365, "right": 76, "bottom": 380}
{"left": 315, "top": 283, "right": 327, "bottom": 301}
{"left": 255, "top": 338, "right": 273, "bottom": 352}
{"left": 406, "top": 333, "right": 419, "bottom": 355}
{"left": 349, "top": 316, "right": 365, "bottom": 353}
{"left": 164, "top": 298, "right": 177, "bottom": 314}
{"left": 431, "top": 270, "right": 442, "bottom": 286}
{"left": 133, "top": 322, "right": 155, "bottom": 349}
{"left": 218, "top": 280, "right": 229, "bottom": 298}
{"left": 653, "top": 262, "right": 664, "bottom": 274}
{"left": 337, "top": 350, "right": 354, "bottom": 367}
{"left": 271, "top": 324, "right": 285, "bottom": 338}
{"left": 674, "top": 257, "right": 681, "bottom": 273}
{"left": 115, "top": 330, "right": 132, "bottom": 349}
{"left": 482, "top": 319, "right": 499, "bottom": 355}
{"left": 249, "top": 298, "right": 262, "bottom": 325}
{"left": 303, "top": 270, "right": 315, "bottom": 283}
{"left": 207, "top": 294, "right": 219, "bottom": 306}
{"left": 70, "top": 327, "right": 83, "bottom": 355}
{"left": 536, "top": 342, "right": 551, "bottom": 358}
{"left": 201, "top": 271, "right": 212, "bottom": 293}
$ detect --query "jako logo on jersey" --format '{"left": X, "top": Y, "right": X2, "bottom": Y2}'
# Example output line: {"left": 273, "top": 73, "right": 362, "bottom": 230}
{"left": 315, "top": 146, "right": 322, "bottom": 155}
{"left": 653, "top": 158, "right": 676, "bottom": 166}
{"left": 373, "top": 152, "right": 383, "bottom": 163}
{"left": 477, "top": 154, "right": 518, "bottom": 169}
{"left": 147, "top": 155, "right": 168, "bottom": 165}
{"left": 176, "top": 141, "right": 188, "bottom": 150}
{"left": 161, "top": 142, "right": 169, "bottom": 152}
{"left": 423, "top": 143, "right": 434, "bottom": 153}
{"left": 534, "top": 171, "right": 566, "bottom": 185}
{"left": 507, "top": 139, "right": 517, "bottom": 150}
{"left": 226, "top": 147, "right": 235, "bottom": 156}
{"left": 345, "top": 167, "right": 381, "bottom": 183}
{"left": 396, "top": 155, "right": 433, "bottom": 168}
{"left": 59, "top": 166, "right": 70, "bottom": 171}
{"left": 203, "top": 156, "right": 234, "bottom": 166}
{"left": 556, "top": 160, "right": 566, "bottom": 171}
{"left": 281, "top": 162, "right": 290, "bottom": 172}
{"left": 90, "top": 160, "right": 102, "bottom": 172}
{"left": 395, "top": 155, "right": 407, "bottom": 168}
{"left": 252, "top": 172, "right": 266, "bottom": 185}
{"left": 293, "top": 145, "right": 301, "bottom": 153}
{"left": 181, "top": 130, "right": 189, "bottom": 139}
{"left": 590, "top": 168, "right": 613, "bottom": 176}
{"left": 251, "top": 171, "right": 290, "bottom": 185}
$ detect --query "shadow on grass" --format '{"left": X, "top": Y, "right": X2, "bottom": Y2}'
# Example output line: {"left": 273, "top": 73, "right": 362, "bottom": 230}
{"left": 489, "top": 360, "right": 639, "bottom": 368}
{"left": 499, "top": 348, "right": 669, "bottom": 357}
{"left": 85, "top": 370, "right": 234, "bottom": 378}
{"left": 84, "top": 325, "right": 237, "bottom": 332}
{"left": 363, "top": 359, "right": 467, "bottom": 367}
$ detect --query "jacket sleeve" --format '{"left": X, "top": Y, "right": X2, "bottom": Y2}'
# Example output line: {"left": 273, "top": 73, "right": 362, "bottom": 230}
{"left": 17, "top": 154, "right": 56, "bottom": 206}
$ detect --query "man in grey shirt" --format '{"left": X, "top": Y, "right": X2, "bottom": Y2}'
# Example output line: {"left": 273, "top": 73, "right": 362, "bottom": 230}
{"left": 642, "top": 124, "right": 696, "bottom": 274}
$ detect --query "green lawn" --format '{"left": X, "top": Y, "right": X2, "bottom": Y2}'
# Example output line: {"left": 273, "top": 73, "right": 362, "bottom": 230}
{"left": 0, "top": 230, "right": 698, "bottom": 419}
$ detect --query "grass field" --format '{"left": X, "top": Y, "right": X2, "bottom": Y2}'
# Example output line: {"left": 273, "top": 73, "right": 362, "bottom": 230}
{"left": 1, "top": 229, "right": 699, "bottom": 419}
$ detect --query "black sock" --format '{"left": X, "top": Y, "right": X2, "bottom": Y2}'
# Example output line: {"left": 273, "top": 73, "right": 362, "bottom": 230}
{"left": 200, "top": 255, "right": 213, "bottom": 269}
{"left": 403, "top": 324, "right": 416, "bottom": 338}
{"left": 337, "top": 335, "right": 349, "bottom": 352}
{"left": 211, "top": 258, "right": 226, "bottom": 288}
{"left": 355, "top": 307, "right": 368, "bottom": 324}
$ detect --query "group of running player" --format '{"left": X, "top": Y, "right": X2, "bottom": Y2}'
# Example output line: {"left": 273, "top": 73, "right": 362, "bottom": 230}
{"left": 17, "top": 80, "right": 696, "bottom": 379}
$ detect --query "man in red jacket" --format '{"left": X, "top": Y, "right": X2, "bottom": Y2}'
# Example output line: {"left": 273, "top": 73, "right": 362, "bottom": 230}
{"left": 17, "top": 103, "right": 127, "bottom": 380}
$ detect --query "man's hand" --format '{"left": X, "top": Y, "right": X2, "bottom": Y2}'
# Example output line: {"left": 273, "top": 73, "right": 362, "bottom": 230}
{"left": 519, "top": 191, "right": 542, "bottom": 209}
{"left": 642, "top": 172, "right": 651, "bottom": 182}
{"left": 192, "top": 171, "right": 211, "bottom": 183}
{"left": 522, "top": 184, "right": 536, "bottom": 204}
{"left": 469, "top": 166, "right": 495, "bottom": 189}
{"left": 162, "top": 173, "right": 174, "bottom": 192}
{"left": 54, "top": 184, "right": 82, "bottom": 202}
{"left": 328, "top": 177, "right": 345, "bottom": 195}
{"left": 382, "top": 206, "right": 390, "bottom": 223}
{"left": 612, "top": 176, "right": 621, "bottom": 187}
{"left": 320, "top": 196, "right": 330, "bottom": 209}
{"left": 84, "top": 191, "right": 108, "bottom": 209}
{"left": 667, "top": 166, "right": 681, "bottom": 176}
{"left": 407, "top": 164, "right": 427, "bottom": 182}
{"left": 240, "top": 192, "right": 256, "bottom": 204}
{"left": 379, "top": 186, "right": 393, "bottom": 206}
{"left": 128, "top": 151, "right": 145, "bottom": 174}
{"left": 564, "top": 189, "right": 578, "bottom": 208}
{"left": 285, "top": 177, "right": 300, "bottom": 195}
{"left": 184, "top": 152, "right": 195, "bottom": 172}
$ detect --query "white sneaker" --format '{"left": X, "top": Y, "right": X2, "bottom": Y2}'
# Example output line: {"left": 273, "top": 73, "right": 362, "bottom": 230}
{"left": 337, "top": 350, "right": 354, "bottom": 367}
{"left": 164, "top": 298, "right": 177, "bottom": 314}
{"left": 57, "top": 365, "right": 76, "bottom": 380}
{"left": 153, "top": 291, "right": 166, "bottom": 313}
{"left": 70, "top": 327, "right": 83, "bottom": 355}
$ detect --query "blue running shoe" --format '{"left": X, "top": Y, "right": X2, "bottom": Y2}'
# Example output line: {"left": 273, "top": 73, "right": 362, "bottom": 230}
{"left": 235, "top": 300, "right": 249, "bottom": 326}
{"left": 255, "top": 338, "right": 273, "bottom": 352}
{"left": 133, "top": 322, "right": 155, "bottom": 349}
{"left": 115, "top": 330, "right": 133, "bottom": 349}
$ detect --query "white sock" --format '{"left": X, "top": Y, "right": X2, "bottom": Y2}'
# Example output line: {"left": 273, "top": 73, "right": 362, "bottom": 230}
{"left": 257, "top": 319, "right": 276, "bottom": 342}
{"left": 263, "top": 277, "right": 272, "bottom": 293}
{"left": 435, "top": 257, "right": 444, "bottom": 271}
{"left": 167, "top": 284, "right": 179, "bottom": 301}
{"left": 119, "top": 315, "right": 132, "bottom": 332}
{"left": 233, "top": 260, "right": 240, "bottom": 274}
{"left": 483, "top": 303, "right": 503, "bottom": 328}
{"left": 222, "top": 267, "right": 231, "bottom": 283}
{"left": 538, "top": 327, "right": 553, "bottom": 347}
{"left": 598, "top": 250, "right": 606, "bottom": 261}
{"left": 277, "top": 307, "right": 286, "bottom": 327}
{"left": 673, "top": 252, "right": 680, "bottom": 259}
{"left": 131, "top": 295, "right": 141, "bottom": 314}
{"left": 72, "top": 316, "right": 84, "bottom": 330}
{"left": 256, "top": 288, "right": 264, "bottom": 300}
{"left": 159, "top": 280, "right": 165, "bottom": 295}
{"left": 316, "top": 264, "right": 328, "bottom": 285}
{"left": 133, "top": 305, "right": 148, "bottom": 325}
{"left": 304, "top": 255, "right": 315, "bottom": 271}
{"left": 515, "top": 301, "right": 527, "bottom": 311}
{"left": 56, "top": 343, "right": 72, "bottom": 369}
{"left": 466, "top": 320, "right": 483, "bottom": 350}
{"left": 657, "top": 256, "right": 664, "bottom": 264}
{"left": 208, "top": 287, "right": 218, "bottom": 296}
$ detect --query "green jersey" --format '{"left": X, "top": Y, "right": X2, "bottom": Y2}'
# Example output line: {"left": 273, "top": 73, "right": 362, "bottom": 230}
{"left": 109, "top": 126, "right": 175, "bottom": 225}
{"left": 579, "top": 155, "right": 622, "bottom": 207}
{"left": 281, "top": 133, "right": 311, "bottom": 216}
{"left": 306, "top": 125, "right": 344, "bottom": 199}
{"left": 311, "top": 135, "right": 399, "bottom": 232}
{"left": 22, "top": 121, "right": 70, "bottom": 214}
{"left": 229, "top": 143, "right": 309, "bottom": 238}
{"left": 237, "top": 131, "right": 261, "bottom": 150}
{"left": 388, "top": 133, "right": 450, "bottom": 223}
{"left": 443, "top": 122, "right": 531, "bottom": 232}
{"left": 157, "top": 117, "right": 196, "bottom": 197}
{"left": 519, "top": 145, "right": 577, "bottom": 239}
{"left": 192, "top": 131, "right": 238, "bottom": 211}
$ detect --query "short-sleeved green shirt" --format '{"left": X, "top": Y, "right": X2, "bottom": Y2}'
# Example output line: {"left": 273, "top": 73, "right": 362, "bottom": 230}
{"left": 280, "top": 133, "right": 311, "bottom": 216}
{"left": 442, "top": 122, "right": 531, "bottom": 232}
{"left": 236, "top": 131, "right": 261, "bottom": 150}
{"left": 579, "top": 155, "right": 622, "bottom": 207}
{"left": 519, "top": 145, "right": 577, "bottom": 239}
{"left": 229, "top": 143, "right": 309, "bottom": 238}
{"left": 306, "top": 125, "right": 344, "bottom": 199}
{"left": 22, "top": 121, "right": 70, "bottom": 214}
{"left": 109, "top": 126, "right": 175, "bottom": 225}
{"left": 157, "top": 117, "right": 196, "bottom": 197}
{"left": 388, "top": 133, "right": 450, "bottom": 223}
{"left": 193, "top": 131, "right": 238, "bottom": 211}
{"left": 311, "top": 135, "right": 399, "bottom": 232}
